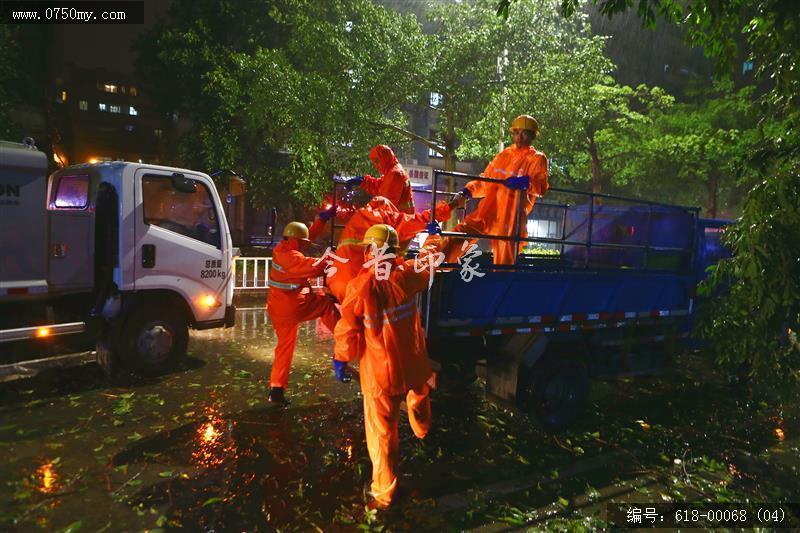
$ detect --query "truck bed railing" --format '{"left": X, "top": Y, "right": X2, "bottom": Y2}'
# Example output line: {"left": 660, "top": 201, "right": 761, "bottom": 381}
{"left": 325, "top": 170, "right": 699, "bottom": 273}
{"left": 426, "top": 170, "right": 699, "bottom": 273}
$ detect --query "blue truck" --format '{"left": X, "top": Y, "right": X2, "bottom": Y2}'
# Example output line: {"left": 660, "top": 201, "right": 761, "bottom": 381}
{"left": 328, "top": 170, "right": 729, "bottom": 429}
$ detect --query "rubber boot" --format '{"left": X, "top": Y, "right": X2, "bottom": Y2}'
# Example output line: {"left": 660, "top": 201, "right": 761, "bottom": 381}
{"left": 268, "top": 386, "right": 290, "bottom": 406}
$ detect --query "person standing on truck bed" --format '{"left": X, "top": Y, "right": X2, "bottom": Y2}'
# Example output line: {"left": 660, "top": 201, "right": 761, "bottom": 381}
{"left": 333, "top": 223, "right": 443, "bottom": 510}
{"left": 308, "top": 195, "right": 456, "bottom": 303}
{"left": 338, "top": 144, "right": 415, "bottom": 214}
{"left": 266, "top": 221, "right": 339, "bottom": 406}
{"left": 445, "top": 114, "right": 549, "bottom": 265}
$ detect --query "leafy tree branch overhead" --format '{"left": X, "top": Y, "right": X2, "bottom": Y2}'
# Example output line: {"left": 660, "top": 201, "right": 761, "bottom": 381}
{"left": 135, "top": 0, "right": 428, "bottom": 209}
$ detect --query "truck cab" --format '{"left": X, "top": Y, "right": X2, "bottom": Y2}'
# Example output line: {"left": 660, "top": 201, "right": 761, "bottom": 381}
{"left": 0, "top": 140, "right": 236, "bottom": 376}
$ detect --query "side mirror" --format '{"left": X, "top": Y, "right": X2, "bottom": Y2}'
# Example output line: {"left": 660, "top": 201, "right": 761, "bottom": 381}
{"left": 171, "top": 172, "right": 197, "bottom": 193}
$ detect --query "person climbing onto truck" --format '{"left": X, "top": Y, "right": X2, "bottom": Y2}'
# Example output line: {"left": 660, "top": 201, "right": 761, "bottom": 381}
{"left": 266, "top": 221, "right": 339, "bottom": 406}
{"left": 445, "top": 114, "right": 549, "bottom": 265}
{"left": 333, "top": 223, "right": 443, "bottom": 509}
{"left": 338, "top": 145, "right": 415, "bottom": 214}
{"left": 308, "top": 195, "right": 457, "bottom": 303}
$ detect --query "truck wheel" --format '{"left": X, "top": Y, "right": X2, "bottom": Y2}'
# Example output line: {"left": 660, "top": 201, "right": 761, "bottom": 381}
{"left": 121, "top": 306, "right": 188, "bottom": 376}
{"left": 518, "top": 356, "right": 589, "bottom": 431}
{"left": 438, "top": 361, "right": 478, "bottom": 390}
{"left": 96, "top": 335, "right": 119, "bottom": 380}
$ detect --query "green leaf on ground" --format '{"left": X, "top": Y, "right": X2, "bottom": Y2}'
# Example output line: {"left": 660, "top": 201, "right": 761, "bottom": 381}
{"left": 61, "top": 521, "right": 82, "bottom": 533}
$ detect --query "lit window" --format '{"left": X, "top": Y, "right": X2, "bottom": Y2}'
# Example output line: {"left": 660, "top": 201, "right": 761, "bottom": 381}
{"left": 98, "top": 103, "right": 107, "bottom": 111}
{"left": 154, "top": 129, "right": 163, "bottom": 138}
{"left": 345, "top": 20, "right": 353, "bottom": 32}
{"left": 129, "top": 86, "right": 138, "bottom": 96}
{"left": 109, "top": 105, "right": 121, "bottom": 114}
{"left": 742, "top": 60, "right": 754, "bottom": 74}
{"left": 79, "top": 100, "right": 88, "bottom": 111}
{"left": 124, "top": 125, "right": 134, "bottom": 132}
{"left": 53, "top": 175, "right": 89, "bottom": 209}
{"left": 129, "top": 106, "right": 138, "bottom": 116}
{"left": 120, "top": 86, "right": 127, "bottom": 94}
{"left": 430, "top": 92, "right": 443, "bottom": 107}
{"left": 103, "top": 84, "right": 118, "bottom": 93}
{"left": 60, "top": 91, "right": 67, "bottom": 102}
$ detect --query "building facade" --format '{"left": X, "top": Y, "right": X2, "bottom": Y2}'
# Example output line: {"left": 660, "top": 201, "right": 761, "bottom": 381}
{"left": 50, "top": 64, "right": 170, "bottom": 167}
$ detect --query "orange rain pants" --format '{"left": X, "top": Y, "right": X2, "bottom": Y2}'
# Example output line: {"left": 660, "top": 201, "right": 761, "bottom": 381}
{"left": 334, "top": 239, "right": 443, "bottom": 507}
{"left": 266, "top": 239, "right": 339, "bottom": 389}
{"left": 362, "top": 144, "right": 415, "bottom": 214}
{"left": 446, "top": 144, "right": 549, "bottom": 265}
{"left": 309, "top": 196, "right": 451, "bottom": 303}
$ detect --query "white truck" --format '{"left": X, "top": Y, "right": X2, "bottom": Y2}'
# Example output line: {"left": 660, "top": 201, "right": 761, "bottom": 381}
{"left": 0, "top": 139, "right": 236, "bottom": 377}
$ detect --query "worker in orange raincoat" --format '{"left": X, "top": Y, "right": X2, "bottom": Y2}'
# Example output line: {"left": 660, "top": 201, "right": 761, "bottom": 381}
{"left": 340, "top": 145, "right": 415, "bottom": 214}
{"left": 266, "top": 221, "right": 339, "bottom": 406}
{"left": 333, "top": 223, "right": 444, "bottom": 509}
{"left": 446, "top": 114, "right": 549, "bottom": 265}
{"left": 308, "top": 195, "right": 455, "bottom": 303}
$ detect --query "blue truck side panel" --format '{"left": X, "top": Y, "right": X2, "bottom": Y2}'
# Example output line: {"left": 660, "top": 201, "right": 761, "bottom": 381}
{"left": 429, "top": 270, "right": 694, "bottom": 330}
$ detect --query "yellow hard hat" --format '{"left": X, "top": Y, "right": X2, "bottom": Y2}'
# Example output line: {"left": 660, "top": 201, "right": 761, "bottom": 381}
{"left": 509, "top": 114, "right": 540, "bottom": 136}
{"left": 362, "top": 223, "right": 399, "bottom": 249}
{"left": 283, "top": 221, "right": 310, "bottom": 241}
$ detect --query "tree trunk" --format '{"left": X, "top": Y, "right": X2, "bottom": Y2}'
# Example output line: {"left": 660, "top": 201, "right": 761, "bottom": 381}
{"left": 706, "top": 174, "right": 719, "bottom": 218}
{"left": 587, "top": 133, "right": 603, "bottom": 196}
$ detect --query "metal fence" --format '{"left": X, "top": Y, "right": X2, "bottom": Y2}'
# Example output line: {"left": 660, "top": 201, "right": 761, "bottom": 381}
{"left": 234, "top": 257, "right": 323, "bottom": 291}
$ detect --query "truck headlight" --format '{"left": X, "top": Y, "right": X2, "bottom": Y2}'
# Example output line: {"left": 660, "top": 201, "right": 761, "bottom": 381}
{"left": 201, "top": 294, "right": 222, "bottom": 308}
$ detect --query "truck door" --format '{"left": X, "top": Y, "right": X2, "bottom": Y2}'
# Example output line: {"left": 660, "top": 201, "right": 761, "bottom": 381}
{"left": 133, "top": 169, "right": 228, "bottom": 324}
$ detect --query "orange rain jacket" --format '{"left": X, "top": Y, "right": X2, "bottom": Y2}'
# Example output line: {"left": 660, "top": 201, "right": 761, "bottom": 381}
{"left": 362, "top": 145, "right": 415, "bottom": 214}
{"left": 333, "top": 239, "right": 443, "bottom": 507}
{"left": 451, "top": 144, "right": 549, "bottom": 265}
{"left": 309, "top": 196, "right": 452, "bottom": 303}
{"left": 266, "top": 239, "right": 339, "bottom": 389}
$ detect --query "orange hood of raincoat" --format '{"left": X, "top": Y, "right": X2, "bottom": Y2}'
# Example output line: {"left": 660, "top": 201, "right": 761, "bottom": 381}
{"left": 369, "top": 144, "right": 399, "bottom": 175}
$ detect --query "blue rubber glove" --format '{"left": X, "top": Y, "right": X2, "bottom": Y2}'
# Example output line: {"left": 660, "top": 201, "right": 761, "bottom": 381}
{"left": 344, "top": 176, "right": 364, "bottom": 190}
{"left": 426, "top": 221, "right": 442, "bottom": 235}
{"left": 457, "top": 187, "right": 472, "bottom": 199}
{"left": 504, "top": 175, "right": 530, "bottom": 190}
{"left": 319, "top": 204, "right": 338, "bottom": 222}
{"left": 333, "top": 358, "right": 352, "bottom": 383}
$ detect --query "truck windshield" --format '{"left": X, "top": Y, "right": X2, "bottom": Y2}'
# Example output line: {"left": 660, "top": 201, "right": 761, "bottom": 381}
{"left": 142, "top": 175, "right": 221, "bottom": 248}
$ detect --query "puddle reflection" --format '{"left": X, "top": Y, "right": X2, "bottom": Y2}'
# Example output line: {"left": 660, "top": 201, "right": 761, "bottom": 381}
{"left": 36, "top": 461, "right": 58, "bottom": 494}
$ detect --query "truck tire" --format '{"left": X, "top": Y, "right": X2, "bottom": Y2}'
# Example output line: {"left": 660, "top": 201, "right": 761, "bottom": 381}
{"left": 438, "top": 361, "right": 479, "bottom": 390}
{"left": 518, "top": 355, "right": 589, "bottom": 431}
{"left": 96, "top": 334, "right": 118, "bottom": 380}
{"left": 120, "top": 305, "right": 188, "bottom": 376}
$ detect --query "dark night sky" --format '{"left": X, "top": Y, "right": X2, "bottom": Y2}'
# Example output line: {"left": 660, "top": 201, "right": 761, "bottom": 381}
{"left": 51, "top": 0, "right": 171, "bottom": 73}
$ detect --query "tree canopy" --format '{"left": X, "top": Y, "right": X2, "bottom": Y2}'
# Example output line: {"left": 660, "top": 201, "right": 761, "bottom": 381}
{"left": 578, "top": 82, "right": 763, "bottom": 217}
{"left": 379, "top": 0, "right": 615, "bottom": 176}
{"left": 136, "top": 0, "right": 429, "bottom": 209}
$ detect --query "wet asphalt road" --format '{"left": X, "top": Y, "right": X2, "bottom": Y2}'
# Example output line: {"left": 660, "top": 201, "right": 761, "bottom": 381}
{"left": 1, "top": 309, "right": 798, "bottom": 531}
